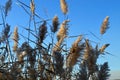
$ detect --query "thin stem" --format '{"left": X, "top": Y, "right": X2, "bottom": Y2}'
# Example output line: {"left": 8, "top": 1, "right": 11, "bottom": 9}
{"left": 0, "top": 6, "right": 13, "bottom": 63}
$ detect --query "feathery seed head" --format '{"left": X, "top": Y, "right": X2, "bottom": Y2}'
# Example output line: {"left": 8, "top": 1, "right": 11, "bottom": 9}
{"left": 74, "top": 35, "right": 82, "bottom": 47}
{"left": 30, "top": 0, "right": 35, "bottom": 15}
{"left": 60, "top": 0, "right": 68, "bottom": 14}
{"left": 57, "top": 20, "right": 69, "bottom": 41}
{"left": 38, "top": 21, "right": 47, "bottom": 44}
{"left": 99, "top": 44, "right": 110, "bottom": 53}
{"left": 83, "top": 39, "right": 92, "bottom": 60}
{"left": 12, "top": 27, "right": 19, "bottom": 42}
{"left": 66, "top": 52, "right": 80, "bottom": 68}
{"left": 51, "top": 15, "right": 59, "bottom": 33}
{"left": 53, "top": 35, "right": 66, "bottom": 51}
{"left": 100, "top": 16, "right": 109, "bottom": 35}
{"left": 66, "top": 37, "right": 84, "bottom": 68}
{"left": 12, "top": 27, "right": 19, "bottom": 52}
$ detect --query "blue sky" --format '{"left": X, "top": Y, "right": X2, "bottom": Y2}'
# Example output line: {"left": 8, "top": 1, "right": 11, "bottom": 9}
{"left": 0, "top": 0, "right": 120, "bottom": 79}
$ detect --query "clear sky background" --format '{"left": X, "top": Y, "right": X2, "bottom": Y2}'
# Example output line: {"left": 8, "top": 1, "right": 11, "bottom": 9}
{"left": 0, "top": 0, "right": 120, "bottom": 79}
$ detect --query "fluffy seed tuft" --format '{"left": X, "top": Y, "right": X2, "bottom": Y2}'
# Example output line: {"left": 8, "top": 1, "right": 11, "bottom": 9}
{"left": 99, "top": 44, "right": 110, "bottom": 53}
{"left": 100, "top": 16, "right": 109, "bottom": 35}
{"left": 12, "top": 27, "right": 19, "bottom": 52}
{"left": 51, "top": 15, "right": 59, "bottom": 33}
{"left": 60, "top": 0, "right": 68, "bottom": 14}
{"left": 57, "top": 20, "right": 69, "bottom": 41}
{"left": 66, "top": 36, "right": 84, "bottom": 68}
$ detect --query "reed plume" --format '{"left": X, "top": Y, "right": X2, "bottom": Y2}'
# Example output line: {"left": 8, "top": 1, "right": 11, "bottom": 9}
{"left": 53, "top": 35, "right": 66, "bottom": 52}
{"left": 100, "top": 16, "right": 109, "bottom": 35}
{"left": 73, "top": 35, "right": 83, "bottom": 47}
{"left": 57, "top": 20, "right": 69, "bottom": 41}
{"left": 38, "top": 21, "right": 47, "bottom": 44}
{"left": 12, "top": 27, "right": 19, "bottom": 52}
{"left": 51, "top": 15, "right": 59, "bottom": 33}
{"left": 66, "top": 36, "right": 84, "bottom": 68}
{"left": 83, "top": 39, "right": 92, "bottom": 60}
{"left": 60, "top": 0, "right": 68, "bottom": 14}
{"left": 99, "top": 44, "right": 110, "bottom": 53}
{"left": 30, "top": 0, "right": 35, "bottom": 15}
{"left": 5, "top": 0, "right": 12, "bottom": 17}
{"left": 83, "top": 39, "right": 98, "bottom": 76}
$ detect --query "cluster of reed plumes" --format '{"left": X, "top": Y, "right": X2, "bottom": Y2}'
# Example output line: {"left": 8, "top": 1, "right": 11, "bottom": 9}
{"left": 0, "top": 0, "right": 111, "bottom": 80}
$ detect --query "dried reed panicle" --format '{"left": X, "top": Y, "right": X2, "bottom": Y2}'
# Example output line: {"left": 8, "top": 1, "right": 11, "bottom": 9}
{"left": 51, "top": 15, "right": 59, "bottom": 33}
{"left": 53, "top": 35, "right": 66, "bottom": 51}
{"left": 82, "top": 40, "right": 98, "bottom": 75}
{"left": 57, "top": 20, "right": 69, "bottom": 41}
{"left": 5, "top": 0, "right": 12, "bottom": 17}
{"left": 38, "top": 22, "right": 47, "bottom": 44}
{"left": 66, "top": 51, "right": 80, "bottom": 68}
{"left": 100, "top": 16, "right": 109, "bottom": 34}
{"left": 60, "top": 0, "right": 68, "bottom": 14}
{"left": 66, "top": 36, "right": 84, "bottom": 68}
{"left": 99, "top": 44, "right": 110, "bottom": 53}
{"left": 12, "top": 27, "right": 19, "bottom": 52}
{"left": 73, "top": 35, "right": 82, "bottom": 47}
{"left": 83, "top": 39, "right": 92, "bottom": 60}
{"left": 30, "top": 0, "right": 35, "bottom": 15}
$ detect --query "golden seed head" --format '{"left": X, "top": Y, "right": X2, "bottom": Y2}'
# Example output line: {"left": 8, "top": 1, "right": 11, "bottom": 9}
{"left": 52, "top": 15, "right": 59, "bottom": 33}
{"left": 99, "top": 44, "right": 110, "bottom": 53}
{"left": 30, "top": 0, "right": 35, "bottom": 14}
{"left": 12, "top": 27, "right": 19, "bottom": 52}
{"left": 60, "top": 0, "right": 68, "bottom": 14}
{"left": 100, "top": 16, "right": 109, "bottom": 34}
